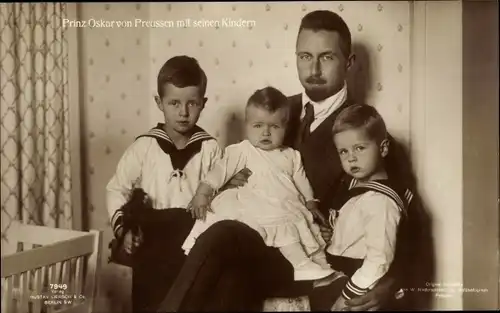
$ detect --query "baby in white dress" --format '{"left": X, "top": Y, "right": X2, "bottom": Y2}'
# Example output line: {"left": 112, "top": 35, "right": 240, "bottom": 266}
{"left": 183, "top": 86, "right": 335, "bottom": 281}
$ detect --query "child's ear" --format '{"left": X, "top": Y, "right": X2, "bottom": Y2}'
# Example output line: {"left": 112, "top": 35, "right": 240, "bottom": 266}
{"left": 154, "top": 95, "right": 162, "bottom": 110}
{"left": 202, "top": 97, "right": 208, "bottom": 108}
{"left": 380, "top": 139, "right": 390, "bottom": 158}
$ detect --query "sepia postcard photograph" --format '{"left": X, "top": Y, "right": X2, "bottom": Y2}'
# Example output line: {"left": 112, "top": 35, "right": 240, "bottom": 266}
{"left": 1, "top": 1, "right": 498, "bottom": 312}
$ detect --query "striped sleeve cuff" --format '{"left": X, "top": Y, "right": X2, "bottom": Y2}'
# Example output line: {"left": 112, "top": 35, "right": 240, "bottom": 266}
{"left": 341, "top": 278, "right": 369, "bottom": 300}
{"left": 111, "top": 210, "right": 124, "bottom": 238}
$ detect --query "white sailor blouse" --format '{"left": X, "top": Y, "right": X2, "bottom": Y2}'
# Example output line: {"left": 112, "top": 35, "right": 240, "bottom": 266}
{"left": 107, "top": 123, "right": 222, "bottom": 237}
{"left": 326, "top": 178, "right": 413, "bottom": 300}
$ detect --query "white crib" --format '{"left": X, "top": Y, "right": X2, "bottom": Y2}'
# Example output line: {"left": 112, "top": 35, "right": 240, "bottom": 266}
{"left": 1, "top": 221, "right": 102, "bottom": 313}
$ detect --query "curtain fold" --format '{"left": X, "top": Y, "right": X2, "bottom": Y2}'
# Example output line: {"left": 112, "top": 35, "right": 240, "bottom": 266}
{"left": 1, "top": 3, "right": 72, "bottom": 255}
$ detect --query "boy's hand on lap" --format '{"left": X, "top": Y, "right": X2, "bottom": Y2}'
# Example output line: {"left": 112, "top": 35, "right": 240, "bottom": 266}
{"left": 194, "top": 204, "right": 213, "bottom": 221}
{"left": 123, "top": 229, "right": 143, "bottom": 254}
{"left": 188, "top": 193, "right": 213, "bottom": 221}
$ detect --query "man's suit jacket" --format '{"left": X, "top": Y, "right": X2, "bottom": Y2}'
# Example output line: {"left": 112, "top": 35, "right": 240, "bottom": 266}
{"left": 284, "top": 93, "right": 354, "bottom": 216}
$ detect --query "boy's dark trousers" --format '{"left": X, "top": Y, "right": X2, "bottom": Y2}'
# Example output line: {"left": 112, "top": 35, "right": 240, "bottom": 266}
{"left": 131, "top": 208, "right": 195, "bottom": 313}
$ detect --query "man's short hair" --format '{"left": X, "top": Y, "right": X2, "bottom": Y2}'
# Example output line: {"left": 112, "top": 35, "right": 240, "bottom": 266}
{"left": 157, "top": 55, "right": 207, "bottom": 98}
{"left": 298, "top": 10, "right": 352, "bottom": 58}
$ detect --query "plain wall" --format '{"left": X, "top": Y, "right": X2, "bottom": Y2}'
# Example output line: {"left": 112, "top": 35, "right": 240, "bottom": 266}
{"left": 410, "top": 1, "right": 464, "bottom": 309}
{"left": 462, "top": 0, "right": 499, "bottom": 309}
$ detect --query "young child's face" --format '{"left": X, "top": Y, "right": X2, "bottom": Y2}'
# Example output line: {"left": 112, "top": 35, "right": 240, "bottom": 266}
{"left": 333, "top": 127, "right": 388, "bottom": 181}
{"left": 155, "top": 83, "right": 206, "bottom": 135}
{"left": 245, "top": 105, "right": 288, "bottom": 151}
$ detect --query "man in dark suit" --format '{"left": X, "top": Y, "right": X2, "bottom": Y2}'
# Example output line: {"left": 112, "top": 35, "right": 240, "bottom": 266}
{"left": 229, "top": 10, "right": 405, "bottom": 311}
{"left": 157, "top": 10, "right": 405, "bottom": 312}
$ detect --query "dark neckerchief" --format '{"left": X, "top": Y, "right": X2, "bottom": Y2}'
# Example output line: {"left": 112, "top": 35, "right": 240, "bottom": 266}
{"left": 136, "top": 123, "right": 214, "bottom": 170}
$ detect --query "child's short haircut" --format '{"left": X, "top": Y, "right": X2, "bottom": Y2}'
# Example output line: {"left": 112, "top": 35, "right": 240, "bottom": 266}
{"left": 246, "top": 86, "right": 290, "bottom": 121}
{"left": 332, "top": 104, "right": 387, "bottom": 143}
{"left": 157, "top": 55, "right": 207, "bottom": 98}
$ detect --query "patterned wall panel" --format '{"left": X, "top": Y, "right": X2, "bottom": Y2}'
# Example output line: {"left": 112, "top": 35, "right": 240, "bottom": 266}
{"left": 148, "top": 1, "right": 411, "bottom": 146}
{"left": 80, "top": 2, "right": 410, "bottom": 311}
{"left": 79, "top": 3, "right": 150, "bottom": 312}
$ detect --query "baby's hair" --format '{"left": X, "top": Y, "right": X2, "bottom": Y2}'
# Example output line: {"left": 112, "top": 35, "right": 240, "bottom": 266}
{"left": 332, "top": 104, "right": 387, "bottom": 143}
{"left": 157, "top": 55, "right": 207, "bottom": 98}
{"left": 246, "top": 86, "right": 290, "bottom": 122}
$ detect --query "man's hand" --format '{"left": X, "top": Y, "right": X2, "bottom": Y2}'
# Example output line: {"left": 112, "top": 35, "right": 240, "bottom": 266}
{"left": 344, "top": 276, "right": 396, "bottom": 311}
{"left": 331, "top": 295, "right": 349, "bottom": 311}
{"left": 219, "top": 168, "right": 252, "bottom": 192}
{"left": 123, "top": 229, "right": 143, "bottom": 254}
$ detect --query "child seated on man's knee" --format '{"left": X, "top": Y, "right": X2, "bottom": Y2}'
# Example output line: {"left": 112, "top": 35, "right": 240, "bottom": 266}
{"left": 327, "top": 104, "right": 412, "bottom": 311}
{"left": 106, "top": 55, "right": 222, "bottom": 312}
{"left": 182, "top": 86, "right": 342, "bottom": 282}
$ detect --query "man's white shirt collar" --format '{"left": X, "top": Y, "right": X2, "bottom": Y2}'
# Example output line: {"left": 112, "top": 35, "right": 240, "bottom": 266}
{"left": 301, "top": 81, "right": 348, "bottom": 131}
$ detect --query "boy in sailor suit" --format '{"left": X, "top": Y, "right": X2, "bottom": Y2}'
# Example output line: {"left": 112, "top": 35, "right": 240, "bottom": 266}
{"left": 327, "top": 104, "right": 413, "bottom": 311}
{"left": 106, "top": 55, "right": 222, "bottom": 312}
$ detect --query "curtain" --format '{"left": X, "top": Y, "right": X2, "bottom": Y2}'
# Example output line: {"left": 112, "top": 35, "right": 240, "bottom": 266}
{"left": 0, "top": 3, "right": 72, "bottom": 255}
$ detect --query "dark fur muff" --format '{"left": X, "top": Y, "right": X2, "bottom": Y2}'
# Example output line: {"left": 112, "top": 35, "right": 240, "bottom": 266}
{"left": 108, "top": 188, "right": 152, "bottom": 267}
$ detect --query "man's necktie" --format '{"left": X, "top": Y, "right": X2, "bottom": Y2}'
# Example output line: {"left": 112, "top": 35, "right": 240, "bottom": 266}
{"left": 294, "top": 102, "right": 315, "bottom": 148}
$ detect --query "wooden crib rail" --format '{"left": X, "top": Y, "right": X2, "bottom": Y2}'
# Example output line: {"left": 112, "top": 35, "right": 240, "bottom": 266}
{"left": 2, "top": 234, "right": 95, "bottom": 278}
{"left": 1, "top": 221, "right": 102, "bottom": 313}
{"left": 7, "top": 222, "right": 91, "bottom": 246}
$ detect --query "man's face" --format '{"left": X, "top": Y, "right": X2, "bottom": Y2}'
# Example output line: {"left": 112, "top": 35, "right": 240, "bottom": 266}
{"left": 296, "top": 29, "right": 353, "bottom": 102}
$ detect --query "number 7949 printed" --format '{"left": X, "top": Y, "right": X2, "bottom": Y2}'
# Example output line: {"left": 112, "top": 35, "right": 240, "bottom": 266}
{"left": 49, "top": 284, "right": 68, "bottom": 290}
